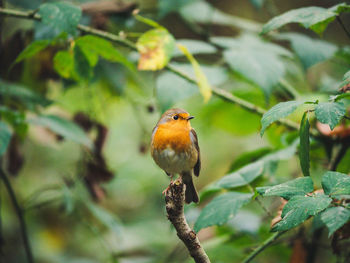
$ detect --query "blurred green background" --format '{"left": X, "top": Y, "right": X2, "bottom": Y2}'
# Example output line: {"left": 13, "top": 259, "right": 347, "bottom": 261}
{"left": 1, "top": 0, "right": 349, "bottom": 262}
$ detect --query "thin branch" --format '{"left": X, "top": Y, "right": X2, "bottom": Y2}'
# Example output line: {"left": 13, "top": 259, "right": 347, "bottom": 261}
{"left": 165, "top": 179, "right": 210, "bottom": 263}
{"left": 337, "top": 16, "right": 350, "bottom": 41}
{"left": 0, "top": 168, "right": 34, "bottom": 263}
{"left": 328, "top": 141, "right": 350, "bottom": 171}
{"left": 0, "top": 7, "right": 311, "bottom": 135}
{"left": 242, "top": 231, "right": 286, "bottom": 263}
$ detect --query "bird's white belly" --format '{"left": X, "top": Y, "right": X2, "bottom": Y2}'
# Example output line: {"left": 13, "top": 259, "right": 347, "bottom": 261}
{"left": 153, "top": 147, "right": 193, "bottom": 174}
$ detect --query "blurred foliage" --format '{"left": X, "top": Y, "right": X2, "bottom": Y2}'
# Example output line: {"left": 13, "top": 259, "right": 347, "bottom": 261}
{"left": 1, "top": 0, "right": 350, "bottom": 263}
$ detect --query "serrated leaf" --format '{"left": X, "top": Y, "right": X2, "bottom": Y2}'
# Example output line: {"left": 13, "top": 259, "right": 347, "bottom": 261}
{"left": 277, "top": 33, "right": 337, "bottom": 69}
{"left": 339, "top": 70, "right": 350, "bottom": 89}
{"left": 320, "top": 207, "right": 350, "bottom": 237}
{"left": 53, "top": 51, "right": 74, "bottom": 79}
{"left": 75, "top": 35, "right": 134, "bottom": 70}
{"left": 299, "top": 112, "right": 310, "bottom": 176}
{"left": 177, "top": 44, "right": 212, "bottom": 102}
{"left": 322, "top": 171, "right": 350, "bottom": 196}
{"left": 272, "top": 194, "right": 332, "bottom": 231}
{"left": 257, "top": 177, "right": 314, "bottom": 200}
{"left": 14, "top": 40, "right": 50, "bottom": 64}
{"left": 260, "top": 101, "right": 303, "bottom": 136}
{"left": 0, "top": 121, "right": 12, "bottom": 156}
{"left": 215, "top": 161, "right": 264, "bottom": 189}
{"left": 261, "top": 6, "right": 337, "bottom": 35}
{"left": 136, "top": 28, "right": 175, "bottom": 70}
{"left": 30, "top": 115, "right": 92, "bottom": 149}
{"left": 38, "top": 2, "right": 82, "bottom": 35}
{"left": 315, "top": 102, "right": 346, "bottom": 130}
{"left": 194, "top": 192, "right": 252, "bottom": 232}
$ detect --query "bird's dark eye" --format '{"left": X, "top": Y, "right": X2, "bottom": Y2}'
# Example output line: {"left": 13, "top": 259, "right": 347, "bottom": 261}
{"left": 173, "top": 115, "right": 179, "bottom": 120}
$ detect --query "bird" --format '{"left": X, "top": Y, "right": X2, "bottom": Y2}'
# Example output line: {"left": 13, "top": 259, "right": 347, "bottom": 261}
{"left": 151, "top": 108, "right": 200, "bottom": 204}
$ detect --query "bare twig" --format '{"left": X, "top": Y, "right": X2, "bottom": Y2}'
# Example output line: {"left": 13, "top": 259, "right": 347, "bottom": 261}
{"left": 328, "top": 141, "right": 350, "bottom": 171}
{"left": 0, "top": 167, "right": 34, "bottom": 263}
{"left": 242, "top": 231, "right": 286, "bottom": 263}
{"left": 0, "top": 7, "right": 310, "bottom": 136}
{"left": 165, "top": 179, "right": 210, "bottom": 263}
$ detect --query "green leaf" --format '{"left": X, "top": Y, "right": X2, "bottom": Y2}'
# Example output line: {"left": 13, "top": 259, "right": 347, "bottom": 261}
{"left": 174, "top": 39, "right": 216, "bottom": 56}
{"left": 260, "top": 101, "right": 303, "bottom": 136}
{"left": 250, "top": 0, "right": 265, "bottom": 9}
{"left": 339, "top": 70, "right": 350, "bottom": 89}
{"left": 194, "top": 192, "right": 253, "bottom": 232}
{"left": 177, "top": 44, "right": 212, "bottom": 102}
{"left": 332, "top": 93, "right": 350, "bottom": 102}
{"left": 14, "top": 40, "right": 50, "bottom": 64}
{"left": 0, "top": 107, "right": 27, "bottom": 138}
{"left": 30, "top": 115, "right": 92, "bottom": 149}
{"left": 272, "top": 194, "right": 332, "bottom": 231}
{"left": 260, "top": 140, "right": 299, "bottom": 162}
{"left": 229, "top": 147, "right": 272, "bottom": 171}
{"left": 74, "top": 45, "right": 93, "bottom": 81}
{"left": 277, "top": 33, "right": 337, "bottom": 69}
{"left": 299, "top": 112, "right": 310, "bottom": 176}
{"left": 0, "top": 121, "right": 12, "bottom": 156}
{"left": 136, "top": 28, "right": 175, "bottom": 70}
{"left": 38, "top": 2, "right": 82, "bottom": 35}
{"left": 315, "top": 102, "right": 346, "bottom": 130}
{"left": 179, "top": 1, "right": 261, "bottom": 32}
{"left": 53, "top": 51, "right": 74, "bottom": 79}
{"left": 156, "top": 71, "right": 198, "bottom": 111}
{"left": 215, "top": 161, "right": 264, "bottom": 189}
{"left": 261, "top": 6, "right": 339, "bottom": 35}
{"left": 320, "top": 207, "right": 350, "bottom": 237}
{"left": 224, "top": 49, "right": 285, "bottom": 95}
{"left": 75, "top": 35, "right": 134, "bottom": 70}
{"left": 0, "top": 79, "right": 51, "bottom": 108}
{"left": 212, "top": 35, "right": 292, "bottom": 58}
{"left": 322, "top": 171, "right": 350, "bottom": 196}
{"left": 85, "top": 202, "right": 122, "bottom": 234}
{"left": 257, "top": 177, "right": 314, "bottom": 200}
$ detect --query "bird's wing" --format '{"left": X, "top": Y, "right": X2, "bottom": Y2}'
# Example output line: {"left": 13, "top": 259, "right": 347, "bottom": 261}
{"left": 190, "top": 128, "right": 201, "bottom": 177}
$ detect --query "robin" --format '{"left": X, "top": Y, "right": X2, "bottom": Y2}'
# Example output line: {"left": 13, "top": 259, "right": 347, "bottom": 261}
{"left": 151, "top": 108, "right": 200, "bottom": 204}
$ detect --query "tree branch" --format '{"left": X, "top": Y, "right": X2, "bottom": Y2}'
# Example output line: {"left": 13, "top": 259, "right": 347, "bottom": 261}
{"left": 242, "top": 231, "right": 286, "bottom": 263}
{"left": 165, "top": 179, "right": 210, "bottom": 263}
{"left": 0, "top": 167, "right": 34, "bottom": 263}
{"left": 337, "top": 16, "right": 350, "bottom": 41}
{"left": 0, "top": 7, "right": 310, "bottom": 135}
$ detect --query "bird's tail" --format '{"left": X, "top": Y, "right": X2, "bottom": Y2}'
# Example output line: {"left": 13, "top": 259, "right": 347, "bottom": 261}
{"left": 182, "top": 172, "right": 199, "bottom": 204}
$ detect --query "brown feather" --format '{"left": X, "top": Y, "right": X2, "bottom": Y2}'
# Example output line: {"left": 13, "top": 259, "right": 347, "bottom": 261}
{"left": 191, "top": 129, "right": 201, "bottom": 177}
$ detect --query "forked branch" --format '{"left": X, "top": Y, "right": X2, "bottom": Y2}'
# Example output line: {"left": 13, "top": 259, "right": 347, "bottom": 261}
{"left": 165, "top": 179, "right": 210, "bottom": 263}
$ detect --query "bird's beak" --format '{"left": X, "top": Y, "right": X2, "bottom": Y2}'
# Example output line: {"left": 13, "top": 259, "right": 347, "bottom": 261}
{"left": 187, "top": 116, "right": 195, "bottom": 120}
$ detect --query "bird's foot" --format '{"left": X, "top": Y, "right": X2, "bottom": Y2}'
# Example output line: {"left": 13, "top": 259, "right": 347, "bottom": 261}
{"left": 162, "top": 184, "right": 172, "bottom": 195}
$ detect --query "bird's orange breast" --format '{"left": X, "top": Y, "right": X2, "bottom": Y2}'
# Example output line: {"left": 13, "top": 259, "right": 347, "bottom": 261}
{"left": 152, "top": 121, "right": 192, "bottom": 153}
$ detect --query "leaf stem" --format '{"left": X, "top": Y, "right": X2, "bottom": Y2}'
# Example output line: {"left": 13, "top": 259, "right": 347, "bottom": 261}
{"left": 0, "top": 167, "right": 34, "bottom": 263}
{"left": 242, "top": 231, "right": 286, "bottom": 263}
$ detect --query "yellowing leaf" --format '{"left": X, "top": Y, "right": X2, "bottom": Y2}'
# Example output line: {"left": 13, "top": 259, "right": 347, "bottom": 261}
{"left": 177, "top": 44, "right": 212, "bottom": 102}
{"left": 136, "top": 28, "right": 175, "bottom": 71}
